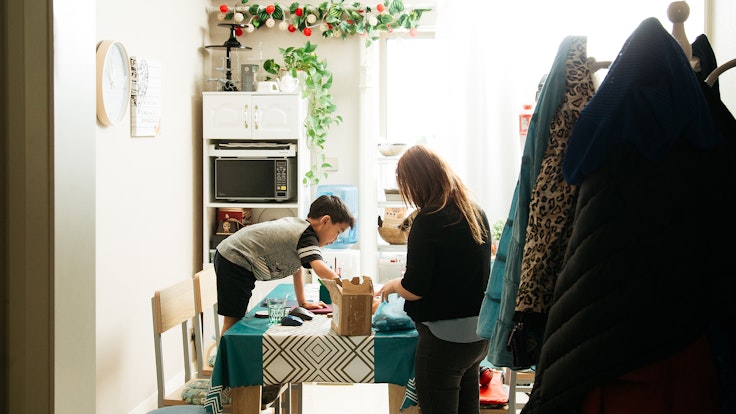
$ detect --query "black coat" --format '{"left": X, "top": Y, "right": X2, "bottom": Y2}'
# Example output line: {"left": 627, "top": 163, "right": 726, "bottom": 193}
{"left": 522, "top": 19, "right": 736, "bottom": 414}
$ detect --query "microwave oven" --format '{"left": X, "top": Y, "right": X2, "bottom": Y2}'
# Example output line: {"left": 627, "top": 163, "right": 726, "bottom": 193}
{"left": 214, "top": 157, "right": 297, "bottom": 202}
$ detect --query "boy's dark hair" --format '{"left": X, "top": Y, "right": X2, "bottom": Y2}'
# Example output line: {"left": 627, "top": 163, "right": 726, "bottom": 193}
{"left": 308, "top": 195, "right": 355, "bottom": 228}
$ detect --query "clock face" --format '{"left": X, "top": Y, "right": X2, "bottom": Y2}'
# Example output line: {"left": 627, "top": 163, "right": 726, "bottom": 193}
{"left": 96, "top": 40, "right": 131, "bottom": 126}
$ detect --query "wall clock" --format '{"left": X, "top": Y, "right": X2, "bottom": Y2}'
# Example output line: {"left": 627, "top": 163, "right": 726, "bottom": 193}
{"left": 96, "top": 40, "right": 131, "bottom": 126}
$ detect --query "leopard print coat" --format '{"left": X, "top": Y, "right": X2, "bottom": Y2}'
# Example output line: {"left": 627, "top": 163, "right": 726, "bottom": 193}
{"left": 515, "top": 39, "right": 596, "bottom": 315}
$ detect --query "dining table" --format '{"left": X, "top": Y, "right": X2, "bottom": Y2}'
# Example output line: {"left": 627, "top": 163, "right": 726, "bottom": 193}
{"left": 203, "top": 283, "right": 421, "bottom": 414}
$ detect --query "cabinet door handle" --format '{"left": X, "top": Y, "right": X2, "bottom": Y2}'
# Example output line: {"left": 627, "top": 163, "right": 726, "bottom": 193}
{"left": 254, "top": 104, "right": 260, "bottom": 130}
{"left": 244, "top": 104, "right": 249, "bottom": 129}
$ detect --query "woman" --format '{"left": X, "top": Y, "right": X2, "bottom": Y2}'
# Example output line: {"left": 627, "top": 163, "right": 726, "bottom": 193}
{"left": 378, "top": 145, "right": 492, "bottom": 414}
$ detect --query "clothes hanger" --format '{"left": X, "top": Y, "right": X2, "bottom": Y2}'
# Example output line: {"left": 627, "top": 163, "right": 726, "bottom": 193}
{"left": 705, "top": 57, "right": 736, "bottom": 87}
{"left": 667, "top": 1, "right": 701, "bottom": 72}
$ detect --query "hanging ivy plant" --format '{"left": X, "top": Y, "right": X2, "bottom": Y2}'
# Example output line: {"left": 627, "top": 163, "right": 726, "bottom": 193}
{"left": 263, "top": 41, "right": 341, "bottom": 186}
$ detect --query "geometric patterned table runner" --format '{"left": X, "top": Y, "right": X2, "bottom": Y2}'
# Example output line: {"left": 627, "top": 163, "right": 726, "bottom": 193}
{"left": 263, "top": 316, "right": 375, "bottom": 384}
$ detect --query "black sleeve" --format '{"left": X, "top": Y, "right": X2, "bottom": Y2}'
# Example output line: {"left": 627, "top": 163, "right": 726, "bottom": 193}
{"left": 400, "top": 212, "right": 438, "bottom": 297}
{"left": 297, "top": 226, "right": 322, "bottom": 268}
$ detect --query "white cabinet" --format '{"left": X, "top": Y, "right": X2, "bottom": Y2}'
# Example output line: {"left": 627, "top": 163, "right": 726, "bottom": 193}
{"left": 201, "top": 92, "right": 310, "bottom": 266}
{"left": 203, "top": 92, "right": 303, "bottom": 140}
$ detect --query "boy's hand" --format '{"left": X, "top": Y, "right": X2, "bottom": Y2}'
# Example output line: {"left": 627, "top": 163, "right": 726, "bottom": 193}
{"left": 301, "top": 300, "right": 328, "bottom": 310}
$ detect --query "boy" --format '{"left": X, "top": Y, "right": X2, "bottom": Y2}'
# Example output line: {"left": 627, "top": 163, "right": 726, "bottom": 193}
{"left": 214, "top": 195, "right": 354, "bottom": 334}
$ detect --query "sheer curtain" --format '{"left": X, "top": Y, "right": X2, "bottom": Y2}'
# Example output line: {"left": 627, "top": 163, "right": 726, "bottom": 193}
{"left": 432, "top": 0, "right": 704, "bottom": 223}
{"left": 433, "top": 0, "right": 522, "bottom": 223}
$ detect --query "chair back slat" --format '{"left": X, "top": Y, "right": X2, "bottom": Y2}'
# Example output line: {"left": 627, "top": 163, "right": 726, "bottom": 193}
{"left": 193, "top": 266, "right": 222, "bottom": 377}
{"left": 194, "top": 267, "right": 217, "bottom": 313}
{"left": 153, "top": 278, "right": 197, "bottom": 334}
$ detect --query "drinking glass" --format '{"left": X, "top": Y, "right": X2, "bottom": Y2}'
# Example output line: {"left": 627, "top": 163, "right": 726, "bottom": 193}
{"left": 267, "top": 297, "right": 287, "bottom": 324}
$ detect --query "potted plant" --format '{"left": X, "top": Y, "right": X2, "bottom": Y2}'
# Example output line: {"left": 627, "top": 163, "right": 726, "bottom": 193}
{"left": 491, "top": 219, "right": 504, "bottom": 243}
{"left": 491, "top": 219, "right": 504, "bottom": 256}
{"left": 264, "top": 41, "right": 342, "bottom": 186}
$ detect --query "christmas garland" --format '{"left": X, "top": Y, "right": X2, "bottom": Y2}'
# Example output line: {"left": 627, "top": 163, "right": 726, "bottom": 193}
{"left": 214, "top": 0, "right": 431, "bottom": 46}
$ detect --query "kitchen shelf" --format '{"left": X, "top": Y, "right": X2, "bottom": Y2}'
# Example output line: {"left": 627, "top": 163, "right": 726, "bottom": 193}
{"left": 373, "top": 150, "right": 409, "bottom": 284}
{"left": 377, "top": 244, "right": 408, "bottom": 252}
{"left": 377, "top": 201, "right": 406, "bottom": 209}
{"left": 205, "top": 201, "right": 300, "bottom": 209}
{"left": 201, "top": 91, "right": 309, "bottom": 266}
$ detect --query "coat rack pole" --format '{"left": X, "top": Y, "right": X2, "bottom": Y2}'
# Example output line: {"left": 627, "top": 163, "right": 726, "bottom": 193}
{"left": 668, "top": 1, "right": 701, "bottom": 71}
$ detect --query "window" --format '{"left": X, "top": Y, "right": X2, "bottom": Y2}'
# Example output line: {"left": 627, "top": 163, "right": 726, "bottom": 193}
{"left": 380, "top": 32, "right": 438, "bottom": 147}
{"left": 375, "top": 2, "right": 706, "bottom": 223}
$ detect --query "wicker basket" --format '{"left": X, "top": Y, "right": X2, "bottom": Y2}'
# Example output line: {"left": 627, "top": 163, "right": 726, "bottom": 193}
{"left": 378, "top": 226, "right": 408, "bottom": 245}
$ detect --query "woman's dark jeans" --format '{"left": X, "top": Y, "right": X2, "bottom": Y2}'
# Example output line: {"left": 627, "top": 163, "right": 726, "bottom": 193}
{"left": 414, "top": 322, "right": 490, "bottom": 414}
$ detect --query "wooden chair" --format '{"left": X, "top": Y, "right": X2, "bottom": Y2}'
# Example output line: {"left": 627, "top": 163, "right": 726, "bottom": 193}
{"left": 505, "top": 368, "right": 534, "bottom": 414}
{"left": 152, "top": 278, "right": 206, "bottom": 408}
{"left": 192, "top": 267, "right": 286, "bottom": 413}
{"left": 193, "top": 267, "right": 220, "bottom": 378}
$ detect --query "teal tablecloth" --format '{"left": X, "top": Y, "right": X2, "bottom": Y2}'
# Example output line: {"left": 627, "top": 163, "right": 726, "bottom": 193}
{"left": 204, "top": 284, "right": 418, "bottom": 414}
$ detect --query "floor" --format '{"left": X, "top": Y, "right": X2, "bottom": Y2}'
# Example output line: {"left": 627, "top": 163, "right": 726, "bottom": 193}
{"left": 301, "top": 383, "right": 390, "bottom": 414}
{"left": 259, "top": 381, "right": 530, "bottom": 414}
{"left": 257, "top": 383, "right": 390, "bottom": 414}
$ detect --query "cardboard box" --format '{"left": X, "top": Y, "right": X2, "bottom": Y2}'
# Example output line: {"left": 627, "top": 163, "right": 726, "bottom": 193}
{"left": 321, "top": 276, "right": 374, "bottom": 336}
{"left": 382, "top": 207, "right": 408, "bottom": 228}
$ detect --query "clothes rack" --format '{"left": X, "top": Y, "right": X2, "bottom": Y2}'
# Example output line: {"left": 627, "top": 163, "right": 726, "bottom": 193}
{"left": 668, "top": 1, "right": 701, "bottom": 71}
{"left": 586, "top": 57, "right": 611, "bottom": 73}
{"left": 705, "top": 57, "right": 736, "bottom": 86}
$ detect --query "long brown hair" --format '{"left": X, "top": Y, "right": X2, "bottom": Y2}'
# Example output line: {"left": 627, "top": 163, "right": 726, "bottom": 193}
{"left": 395, "top": 145, "right": 488, "bottom": 244}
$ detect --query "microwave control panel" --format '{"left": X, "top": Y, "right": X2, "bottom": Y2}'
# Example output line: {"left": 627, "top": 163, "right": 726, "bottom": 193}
{"left": 275, "top": 159, "right": 289, "bottom": 197}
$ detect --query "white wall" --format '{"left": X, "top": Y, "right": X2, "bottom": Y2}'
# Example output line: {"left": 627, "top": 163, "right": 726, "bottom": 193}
{"left": 54, "top": 0, "right": 97, "bottom": 413}
{"left": 95, "top": 1, "right": 210, "bottom": 412}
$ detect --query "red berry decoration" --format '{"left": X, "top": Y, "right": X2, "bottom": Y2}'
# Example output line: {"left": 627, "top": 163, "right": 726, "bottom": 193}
{"left": 219, "top": 4, "right": 228, "bottom": 13}
{"left": 409, "top": 27, "right": 417, "bottom": 37}
{"left": 288, "top": 24, "right": 297, "bottom": 32}
{"left": 235, "top": 27, "right": 243, "bottom": 36}
{"left": 265, "top": 4, "right": 275, "bottom": 14}
{"left": 303, "top": 27, "right": 312, "bottom": 36}
{"left": 376, "top": 3, "right": 385, "bottom": 12}
{"left": 295, "top": 8, "right": 304, "bottom": 16}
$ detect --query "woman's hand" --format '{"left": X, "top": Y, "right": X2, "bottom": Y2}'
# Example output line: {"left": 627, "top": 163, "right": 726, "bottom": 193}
{"left": 377, "top": 278, "right": 422, "bottom": 302}
{"left": 300, "top": 300, "right": 327, "bottom": 310}
{"left": 377, "top": 278, "right": 402, "bottom": 302}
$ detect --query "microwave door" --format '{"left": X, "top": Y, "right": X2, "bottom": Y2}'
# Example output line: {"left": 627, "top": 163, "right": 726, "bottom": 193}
{"left": 215, "top": 158, "right": 276, "bottom": 201}
{"left": 214, "top": 157, "right": 296, "bottom": 202}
